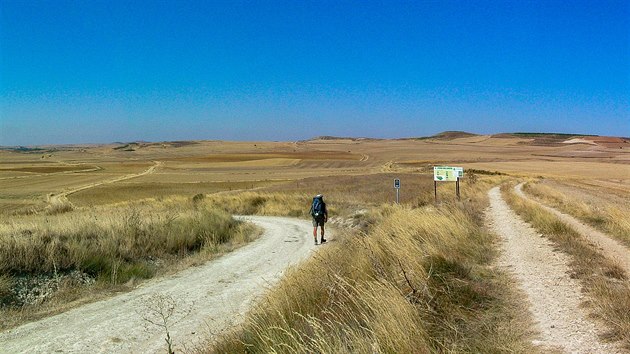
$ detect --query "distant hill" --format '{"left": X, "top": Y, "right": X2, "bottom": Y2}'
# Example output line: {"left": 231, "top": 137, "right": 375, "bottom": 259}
{"left": 430, "top": 131, "right": 479, "bottom": 140}
{"left": 304, "top": 136, "right": 379, "bottom": 142}
{"left": 490, "top": 133, "right": 575, "bottom": 146}
{"left": 489, "top": 132, "right": 629, "bottom": 148}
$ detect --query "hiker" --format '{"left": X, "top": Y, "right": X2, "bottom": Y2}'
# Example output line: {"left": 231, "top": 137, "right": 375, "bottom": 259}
{"left": 309, "top": 194, "right": 328, "bottom": 245}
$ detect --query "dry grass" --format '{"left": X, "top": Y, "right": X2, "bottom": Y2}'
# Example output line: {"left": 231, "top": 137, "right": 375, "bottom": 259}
{"left": 199, "top": 176, "right": 535, "bottom": 353}
{"left": 0, "top": 196, "right": 258, "bottom": 329}
{"left": 0, "top": 276, "right": 12, "bottom": 304}
{"left": 207, "top": 173, "right": 482, "bottom": 219}
{"left": 44, "top": 199, "right": 74, "bottom": 215}
{"left": 1, "top": 199, "right": 247, "bottom": 277}
{"left": 2, "top": 138, "right": 627, "bottom": 349}
{"left": 0, "top": 165, "right": 96, "bottom": 173}
{"left": 167, "top": 151, "right": 360, "bottom": 163}
{"left": 68, "top": 180, "right": 286, "bottom": 207}
{"left": 523, "top": 180, "right": 630, "bottom": 247}
{"left": 503, "top": 183, "right": 630, "bottom": 348}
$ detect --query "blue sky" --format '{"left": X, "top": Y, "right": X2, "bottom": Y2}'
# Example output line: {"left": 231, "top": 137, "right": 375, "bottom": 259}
{"left": 1, "top": 0, "right": 629, "bottom": 145}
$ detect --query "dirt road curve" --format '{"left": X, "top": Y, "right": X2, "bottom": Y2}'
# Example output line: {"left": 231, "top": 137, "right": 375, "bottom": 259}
{"left": 49, "top": 161, "right": 162, "bottom": 205}
{"left": 487, "top": 187, "right": 621, "bottom": 353}
{"left": 515, "top": 183, "right": 630, "bottom": 275}
{"left": 0, "top": 216, "right": 320, "bottom": 353}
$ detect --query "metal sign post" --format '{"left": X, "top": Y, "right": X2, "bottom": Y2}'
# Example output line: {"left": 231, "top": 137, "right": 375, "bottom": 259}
{"left": 394, "top": 178, "right": 400, "bottom": 204}
{"left": 454, "top": 167, "right": 463, "bottom": 200}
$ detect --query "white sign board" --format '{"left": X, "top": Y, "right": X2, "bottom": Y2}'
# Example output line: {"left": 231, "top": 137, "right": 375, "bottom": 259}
{"left": 394, "top": 178, "right": 400, "bottom": 189}
{"left": 434, "top": 166, "right": 462, "bottom": 181}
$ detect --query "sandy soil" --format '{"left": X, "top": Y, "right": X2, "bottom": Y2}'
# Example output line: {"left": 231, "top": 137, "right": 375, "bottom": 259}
{"left": 487, "top": 187, "right": 620, "bottom": 353}
{"left": 0, "top": 216, "right": 322, "bottom": 353}
{"left": 516, "top": 183, "right": 630, "bottom": 275}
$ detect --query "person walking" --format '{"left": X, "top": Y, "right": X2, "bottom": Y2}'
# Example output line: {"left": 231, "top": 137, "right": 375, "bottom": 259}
{"left": 309, "top": 194, "right": 328, "bottom": 245}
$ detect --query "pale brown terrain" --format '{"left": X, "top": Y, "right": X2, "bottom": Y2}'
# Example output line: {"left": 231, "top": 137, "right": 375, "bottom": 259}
{"left": 1, "top": 133, "right": 628, "bottom": 213}
{"left": 1, "top": 132, "right": 629, "bottom": 352}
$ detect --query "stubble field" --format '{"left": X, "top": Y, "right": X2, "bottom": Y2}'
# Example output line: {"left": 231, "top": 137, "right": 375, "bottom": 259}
{"left": 2, "top": 134, "right": 627, "bottom": 214}
{"left": 1, "top": 132, "right": 629, "bottom": 352}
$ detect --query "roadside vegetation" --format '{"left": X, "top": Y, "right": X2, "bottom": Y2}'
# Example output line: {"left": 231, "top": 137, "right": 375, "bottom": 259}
{"left": 206, "top": 173, "right": 440, "bottom": 219}
{"left": 199, "top": 175, "right": 536, "bottom": 353}
{"left": 502, "top": 182, "right": 630, "bottom": 348}
{"left": 68, "top": 180, "right": 286, "bottom": 207}
{"left": 0, "top": 196, "right": 257, "bottom": 330}
{"left": 522, "top": 180, "right": 630, "bottom": 247}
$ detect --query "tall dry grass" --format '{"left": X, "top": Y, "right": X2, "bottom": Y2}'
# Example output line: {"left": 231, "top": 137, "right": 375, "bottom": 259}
{"left": 1, "top": 202, "right": 243, "bottom": 279}
{"left": 207, "top": 172, "right": 490, "bottom": 220}
{"left": 503, "top": 183, "right": 630, "bottom": 348}
{"left": 201, "top": 176, "right": 534, "bottom": 353}
{"left": 0, "top": 196, "right": 256, "bottom": 327}
{"left": 523, "top": 181, "right": 630, "bottom": 247}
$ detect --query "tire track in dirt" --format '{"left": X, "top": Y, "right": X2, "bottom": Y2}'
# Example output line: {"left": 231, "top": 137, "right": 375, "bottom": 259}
{"left": 0, "top": 216, "right": 323, "bottom": 353}
{"left": 516, "top": 183, "right": 630, "bottom": 275}
{"left": 487, "top": 186, "right": 620, "bottom": 353}
{"left": 49, "top": 161, "right": 162, "bottom": 206}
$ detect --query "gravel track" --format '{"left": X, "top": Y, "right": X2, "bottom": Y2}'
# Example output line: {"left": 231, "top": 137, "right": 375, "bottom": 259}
{"left": 0, "top": 216, "right": 320, "bottom": 353}
{"left": 515, "top": 183, "right": 630, "bottom": 275}
{"left": 49, "top": 161, "right": 162, "bottom": 206}
{"left": 487, "top": 186, "right": 621, "bottom": 353}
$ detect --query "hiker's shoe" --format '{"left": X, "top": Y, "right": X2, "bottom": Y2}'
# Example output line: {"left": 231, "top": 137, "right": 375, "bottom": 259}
{"left": 314, "top": 240, "right": 318, "bottom": 245}
{"left": 321, "top": 238, "right": 327, "bottom": 243}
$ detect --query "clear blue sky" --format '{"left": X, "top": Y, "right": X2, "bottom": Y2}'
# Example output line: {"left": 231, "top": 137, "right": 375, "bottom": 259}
{"left": 1, "top": 0, "right": 629, "bottom": 145}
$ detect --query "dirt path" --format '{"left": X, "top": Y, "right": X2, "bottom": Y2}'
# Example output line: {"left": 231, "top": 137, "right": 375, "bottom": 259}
{"left": 516, "top": 183, "right": 630, "bottom": 275}
{"left": 487, "top": 186, "right": 620, "bottom": 353}
{"left": 0, "top": 216, "right": 323, "bottom": 353}
{"left": 49, "top": 161, "right": 162, "bottom": 206}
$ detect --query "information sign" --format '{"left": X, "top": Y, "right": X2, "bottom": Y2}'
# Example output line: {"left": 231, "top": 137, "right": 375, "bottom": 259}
{"left": 434, "top": 166, "right": 459, "bottom": 181}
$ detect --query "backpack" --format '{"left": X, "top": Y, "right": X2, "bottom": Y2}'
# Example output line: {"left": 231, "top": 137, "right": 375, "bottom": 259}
{"left": 311, "top": 197, "right": 324, "bottom": 218}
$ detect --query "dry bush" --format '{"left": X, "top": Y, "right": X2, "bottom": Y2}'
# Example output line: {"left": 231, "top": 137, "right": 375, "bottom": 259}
{"left": 0, "top": 275, "right": 13, "bottom": 305}
{"left": 45, "top": 199, "right": 74, "bottom": 215}
{"left": 203, "top": 180, "right": 533, "bottom": 353}
{"left": 523, "top": 181, "right": 630, "bottom": 246}
{"left": 503, "top": 184, "right": 630, "bottom": 348}
{"left": 204, "top": 192, "right": 309, "bottom": 217}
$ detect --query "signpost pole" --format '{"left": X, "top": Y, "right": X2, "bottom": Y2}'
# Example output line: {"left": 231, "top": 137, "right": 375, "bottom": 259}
{"left": 456, "top": 178, "right": 460, "bottom": 200}
{"left": 396, "top": 188, "right": 399, "bottom": 204}
{"left": 434, "top": 180, "right": 437, "bottom": 202}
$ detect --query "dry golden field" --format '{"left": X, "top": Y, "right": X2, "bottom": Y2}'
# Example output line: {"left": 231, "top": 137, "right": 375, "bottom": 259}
{"left": 2, "top": 133, "right": 628, "bottom": 215}
{"left": 1, "top": 133, "right": 629, "bottom": 350}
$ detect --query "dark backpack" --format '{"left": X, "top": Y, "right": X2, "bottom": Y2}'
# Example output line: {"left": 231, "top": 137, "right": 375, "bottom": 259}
{"left": 311, "top": 197, "right": 324, "bottom": 218}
